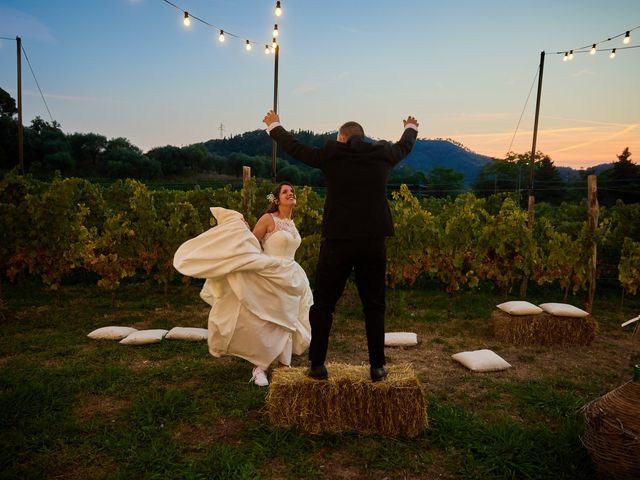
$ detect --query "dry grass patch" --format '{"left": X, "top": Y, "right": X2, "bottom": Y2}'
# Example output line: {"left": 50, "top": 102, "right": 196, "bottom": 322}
{"left": 73, "top": 393, "right": 131, "bottom": 421}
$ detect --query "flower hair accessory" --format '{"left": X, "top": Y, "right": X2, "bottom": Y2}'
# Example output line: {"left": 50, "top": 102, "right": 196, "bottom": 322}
{"left": 266, "top": 193, "right": 276, "bottom": 203}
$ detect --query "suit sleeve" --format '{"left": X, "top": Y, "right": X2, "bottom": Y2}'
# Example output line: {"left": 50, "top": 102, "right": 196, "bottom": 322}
{"left": 269, "top": 125, "right": 324, "bottom": 169}
{"left": 387, "top": 127, "right": 418, "bottom": 166}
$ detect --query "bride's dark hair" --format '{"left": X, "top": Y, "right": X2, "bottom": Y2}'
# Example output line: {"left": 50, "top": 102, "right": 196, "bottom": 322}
{"left": 265, "top": 182, "right": 295, "bottom": 214}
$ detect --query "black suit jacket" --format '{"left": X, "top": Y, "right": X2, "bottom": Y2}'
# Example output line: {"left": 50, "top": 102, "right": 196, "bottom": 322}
{"left": 270, "top": 125, "right": 417, "bottom": 239}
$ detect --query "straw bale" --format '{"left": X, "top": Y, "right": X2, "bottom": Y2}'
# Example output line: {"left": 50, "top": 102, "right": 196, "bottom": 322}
{"left": 266, "top": 363, "right": 427, "bottom": 437}
{"left": 491, "top": 309, "right": 597, "bottom": 346}
{"left": 582, "top": 381, "right": 640, "bottom": 479}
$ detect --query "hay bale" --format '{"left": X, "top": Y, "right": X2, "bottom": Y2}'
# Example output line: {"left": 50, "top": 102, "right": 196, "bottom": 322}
{"left": 266, "top": 363, "right": 427, "bottom": 437}
{"left": 491, "top": 309, "right": 597, "bottom": 346}
{"left": 582, "top": 381, "right": 640, "bottom": 479}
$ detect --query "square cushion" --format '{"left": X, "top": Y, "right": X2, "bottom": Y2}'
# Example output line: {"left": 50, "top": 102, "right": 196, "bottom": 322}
{"left": 496, "top": 301, "right": 543, "bottom": 315}
{"left": 538, "top": 303, "right": 589, "bottom": 318}
{"left": 87, "top": 326, "right": 138, "bottom": 340}
{"left": 119, "top": 329, "right": 168, "bottom": 345}
{"left": 384, "top": 332, "right": 418, "bottom": 346}
{"left": 165, "top": 327, "right": 208, "bottom": 341}
{"left": 452, "top": 349, "right": 512, "bottom": 372}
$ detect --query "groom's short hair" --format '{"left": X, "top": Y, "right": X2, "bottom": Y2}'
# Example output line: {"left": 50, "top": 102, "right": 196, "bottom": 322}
{"left": 339, "top": 121, "right": 364, "bottom": 139}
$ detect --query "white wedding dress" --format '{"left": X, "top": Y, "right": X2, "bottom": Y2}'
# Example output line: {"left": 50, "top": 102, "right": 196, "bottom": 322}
{"left": 172, "top": 207, "right": 312, "bottom": 370}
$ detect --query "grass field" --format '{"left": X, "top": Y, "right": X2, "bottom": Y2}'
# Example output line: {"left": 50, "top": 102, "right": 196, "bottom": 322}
{"left": 1, "top": 279, "right": 638, "bottom": 479}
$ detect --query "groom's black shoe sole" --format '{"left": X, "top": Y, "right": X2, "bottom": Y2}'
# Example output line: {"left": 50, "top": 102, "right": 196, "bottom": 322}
{"left": 370, "top": 366, "right": 388, "bottom": 382}
{"left": 306, "top": 364, "right": 328, "bottom": 380}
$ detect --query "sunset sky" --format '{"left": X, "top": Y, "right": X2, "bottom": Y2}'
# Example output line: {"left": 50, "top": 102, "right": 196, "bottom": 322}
{"left": 1, "top": 0, "right": 638, "bottom": 168}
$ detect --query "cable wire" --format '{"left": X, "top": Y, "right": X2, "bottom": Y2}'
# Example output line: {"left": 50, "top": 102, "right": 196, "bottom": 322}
{"left": 21, "top": 44, "right": 54, "bottom": 123}
{"left": 549, "top": 25, "right": 640, "bottom": 55}
{"left": 508, "top": 66, "right": 539, "bottom": 154}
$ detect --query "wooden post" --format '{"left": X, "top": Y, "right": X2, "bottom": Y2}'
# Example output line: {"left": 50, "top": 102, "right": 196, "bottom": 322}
{"left": 519, "top": 194, "right": 536, "bottom": 297}
{"left": 585, "top": 175, "right": 598, "bottom": 313}
{"left": 16, "top": 36, "right": 24, "bottom": 174}
{"left": 242, "top": 166, "right": 252, "bottom": 219}
{"left": 271, "top": 44, "right": 279, "bottom": 183}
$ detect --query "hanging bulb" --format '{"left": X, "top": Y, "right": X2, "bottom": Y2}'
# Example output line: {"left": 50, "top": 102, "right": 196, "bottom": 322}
{"left": 610, "top": 48, "right": 616, "bottom": 59}
{"left": 219, "top": 30, "right": 225, "bottom": 42}
{"left": 273, "top": 24, "right": 279, "bottom": 37}
{"left": 245, "top": 40, "right": 252, "bottom": 51}
{"left": 590, "top": 44, "right": 596, "bottom": 55}
{"left": 563, "top": 52, "right": 568, "bottom": 61}
{"left": 275, "top": 1, "right": 282, "bottom": 16}
{"left": 568, "top": 49, "right": 574, "bottom": 60}
{"left": 623, "top": 31, "right": 630, "bottom": 44}
{"left": 265, "top": 45, "right": 270, "bottom": 54}
{"left": 272, "top": 37, "right": 278, "bottom": 49}
{"left": 183, "top": 12, "right": 191, "bottom": 27}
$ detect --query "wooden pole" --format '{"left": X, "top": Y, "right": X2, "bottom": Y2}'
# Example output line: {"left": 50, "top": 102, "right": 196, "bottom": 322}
{"left": 242, "top": 165, "right": 252, "bottom": 219}
{"left": 16, "top": 36, "right": 24, "bottom": 174}
{"left": 271, "top": 44, "right": 279, "bottom": 183}
{"left": 586, "top": 174, "right": 598, "bottom": 313}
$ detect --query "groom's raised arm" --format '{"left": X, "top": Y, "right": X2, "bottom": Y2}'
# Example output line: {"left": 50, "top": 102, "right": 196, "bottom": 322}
{"left": 387, "top": 116, "right": 419, "bottom": 165}
{"left": 263, "top": 110, "right": 323, "bottom": 168}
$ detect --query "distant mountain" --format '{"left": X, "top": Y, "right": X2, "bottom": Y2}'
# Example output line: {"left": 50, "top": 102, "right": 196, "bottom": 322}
{"left": 399, "top": 138, "right": 494, "bottom": 185}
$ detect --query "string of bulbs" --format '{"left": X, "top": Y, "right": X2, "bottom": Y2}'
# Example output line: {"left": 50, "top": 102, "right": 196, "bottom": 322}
{"left": 554, "top": 25, "right": 639, "bottom": 61}
{"left": 161, "top": 0, "right": 283, "bottom": 54}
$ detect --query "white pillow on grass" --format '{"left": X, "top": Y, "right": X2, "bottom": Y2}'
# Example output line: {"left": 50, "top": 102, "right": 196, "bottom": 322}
{"left": 384, "top": 332, "right": 418, "bottom": 346}
{"left": 496, "top": 301, "right": 543, "bottom": 315}
{"left": 452, "top": 349, "right": 512, "bottom": 372}
{"left": 87, "top": 326, "right": 138, "bottom": 340}
{"left": 165, "top": 327, "right": 208, "bottom": 341}
{"left": 119, "top": 329, "right": 168, "bottom": 345}
{"left": 538, "top": 303, "right": 589, "bottom": 318}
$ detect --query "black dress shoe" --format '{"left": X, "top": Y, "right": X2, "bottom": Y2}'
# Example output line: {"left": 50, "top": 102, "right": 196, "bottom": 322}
{"left": 306, "top": 364, "right": 328, "bottom": 380}
{"left": 370, "top": 366, "right": 388, "bottom": 382}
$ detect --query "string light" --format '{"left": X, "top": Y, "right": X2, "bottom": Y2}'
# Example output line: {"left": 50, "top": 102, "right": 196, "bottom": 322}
{"left": 183, "top": 12, "right": 191, "bottom": 27}
{"left": 590, "top": 44, "right": 596, "bottom": 55}
{"left": 568, "top": 49, "right": 574, "bottom": 60}
{"left": 219, "top": 29, "right": 225, "bottom": 42}
{"left": 623, "top": 31, "right": 631, "bottom": 44}
{"left": 275, "top": 1, "right": 282, "bottom": 17}
{"left": 610, "top": 48, "right": 616, "bottom": 59}
{"left": 272, "top": 37, "right": 278, "bottom": 49}
{"left": 563, "top": 52, "right": 568, "bottom": 61}
{"left": 273, "top": 24, "right": 279, "bottom": 37}
{"left": 265, "top": 45, "right": 270, "bottom": 54}
{"left": 245, "top": 40, "right": 251, "bottom": 51}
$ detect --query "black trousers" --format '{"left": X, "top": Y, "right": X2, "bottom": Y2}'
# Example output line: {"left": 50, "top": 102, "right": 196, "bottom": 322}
{"left": 308, "top": 237, "right": 386, "bottom": 368}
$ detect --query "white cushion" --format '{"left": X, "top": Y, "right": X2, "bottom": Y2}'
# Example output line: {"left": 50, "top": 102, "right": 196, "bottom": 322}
{"left": 87, "top": 326, "right": 138, "bottom": 340}
{"left": 165, "top": 327, "right": 208, "bottom": 341}
{"left": 452, "top": 349, "right": 512, "bottom": 372}
{"left": 384, "top": 332, "right": 418, "bottom": 346}
{"left": 119, "top": 329, "right": 168, "bottom": 345}
{"left": 496, "top": 301, "right": 543, "bottom": 315}
{"left": 539, "top": 303, "right": 589, "bottom": 318}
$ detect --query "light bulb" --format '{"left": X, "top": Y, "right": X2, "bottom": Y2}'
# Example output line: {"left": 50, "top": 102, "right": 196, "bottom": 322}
{"left": 272, "top": 38, "right": 277, "bottom": 49}
{"left": 569, "top": 50, "right": 574, "bottom": 60}
{"left": 590, "top": 44, "right": 596, "bottom": 55}
{"left": 610, "top": 48, "right": 616, "bottom": 59}
{"left": 273, "top": 24, "right": 279, "bottom": 37}
{"left": 563, "top": 52, "right": 568, "bottom": 62}
{"left": 265, "top": 45, "right": 270, "bottom": 54}
{"left": 623, "top": 31, "right": 630, "bottom": 44}
{"left": 275, "top": 1, "right": 282, "bottom": 16}
{"left": 219, "top": 30, "right": 225, "bottom": 42}
{"left": 245, "top": 40, "right": 252, "bottom": 51}
{"left": 183, "top": 12, "right": 191, "bottom": 27}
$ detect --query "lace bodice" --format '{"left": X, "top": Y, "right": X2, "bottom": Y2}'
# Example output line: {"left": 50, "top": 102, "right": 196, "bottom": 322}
{"left": 262, "top": 215, "right": 301, "bottom": 260}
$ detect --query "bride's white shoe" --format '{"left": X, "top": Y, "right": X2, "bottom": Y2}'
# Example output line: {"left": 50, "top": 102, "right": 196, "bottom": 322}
{"left": 250, "top": 367, "right": 269, "bottom": 387}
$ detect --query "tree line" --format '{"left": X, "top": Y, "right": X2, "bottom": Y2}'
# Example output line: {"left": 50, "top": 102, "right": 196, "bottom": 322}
{"left": 2, "top": 87, "right": 638, "bottom": 205}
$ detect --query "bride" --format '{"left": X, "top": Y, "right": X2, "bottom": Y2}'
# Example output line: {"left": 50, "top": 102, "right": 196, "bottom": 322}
{"left": 173, "top": 182, "right": 312, "bottom": 387}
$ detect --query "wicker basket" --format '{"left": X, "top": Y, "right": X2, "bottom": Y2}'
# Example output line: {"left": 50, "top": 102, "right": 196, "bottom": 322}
{"left": 581, "top": 381, "right": 640, "bottom": 479}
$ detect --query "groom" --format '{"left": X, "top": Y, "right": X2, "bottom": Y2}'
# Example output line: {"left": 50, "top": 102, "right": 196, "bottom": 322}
{"left": 263, "top": 111, "right": 418, "bottom": 381}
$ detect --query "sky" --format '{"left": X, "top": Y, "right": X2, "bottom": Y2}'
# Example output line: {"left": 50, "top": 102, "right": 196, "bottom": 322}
{"left": 0, "top": 0, "right": 639, "bottom": 169}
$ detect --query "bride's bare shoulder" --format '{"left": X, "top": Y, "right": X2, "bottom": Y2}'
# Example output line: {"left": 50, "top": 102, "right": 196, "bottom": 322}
{"left": 253, "top": 213, "right": 276, "bottom": 242}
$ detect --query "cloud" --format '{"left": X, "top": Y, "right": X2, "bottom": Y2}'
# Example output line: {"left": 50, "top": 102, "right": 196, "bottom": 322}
{"left": 4, "top": 88, "right": 117, "bottom": 104}
{"left": 570, "top": 68, "right": 594, "bottom": 78}
{"left": 291, "top": 83, "right": 322, "bottom": 95}
{"left": 0, "top": 6, "right": 55, "bottom": 43}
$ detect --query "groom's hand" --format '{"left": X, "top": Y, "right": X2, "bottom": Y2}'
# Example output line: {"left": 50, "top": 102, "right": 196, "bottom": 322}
{"left": 263, "top": 110, "right": 280, "bottom": 127}
{"left": 403, "top": 116, "right": 419, "bottom": 128}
